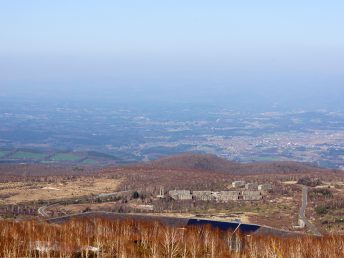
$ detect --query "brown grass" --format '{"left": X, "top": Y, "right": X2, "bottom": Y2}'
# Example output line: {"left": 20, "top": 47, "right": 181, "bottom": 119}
{"left": 0, "top": 177, "right": 121, "bottom": 204}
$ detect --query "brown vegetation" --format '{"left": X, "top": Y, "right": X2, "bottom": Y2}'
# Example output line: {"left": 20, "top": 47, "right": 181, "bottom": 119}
{"left": 308, "top": 182, "right": 344, "bottom": 234}
{"left": 141, "top": 153, "right": 334, "bottom": 175}
{"left": 0, "top": 217, "right": 343, "bottom": 257}
{"left": 1, "top": 155, "right": 344, "bottom": 234}
{"left": 297, "top": 176, "right": 322, "bottom": 187}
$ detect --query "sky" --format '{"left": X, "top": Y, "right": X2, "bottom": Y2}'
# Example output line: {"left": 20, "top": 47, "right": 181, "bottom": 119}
{"left": 1, "top": 1, "right": 344, "bottom": 109}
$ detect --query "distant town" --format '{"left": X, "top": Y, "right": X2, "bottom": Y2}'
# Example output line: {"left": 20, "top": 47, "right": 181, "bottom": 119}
{"left": 1, "top": 99, "right": 344, "bottom": 168}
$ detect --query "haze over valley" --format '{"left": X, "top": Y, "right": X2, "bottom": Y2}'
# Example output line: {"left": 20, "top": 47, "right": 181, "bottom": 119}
{"left": 1, "top": 97, "right": 344, "bottom": 169}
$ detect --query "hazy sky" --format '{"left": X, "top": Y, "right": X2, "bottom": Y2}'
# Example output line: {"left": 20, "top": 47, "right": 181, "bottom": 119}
{"left": 1, "top": 1, "right": 343, "bottom": 109}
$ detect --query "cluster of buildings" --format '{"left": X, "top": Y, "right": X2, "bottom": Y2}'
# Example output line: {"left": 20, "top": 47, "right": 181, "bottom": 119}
{"left": 231, "top": 181, "right": 272, "bottom": 191}
{"left": 168, "top": 182, "right": 271, "bottom": 202}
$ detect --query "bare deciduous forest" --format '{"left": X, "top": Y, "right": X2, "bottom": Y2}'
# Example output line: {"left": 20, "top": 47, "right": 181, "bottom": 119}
{"left": 0, "top": 217, "right": 343, "bottom": 258}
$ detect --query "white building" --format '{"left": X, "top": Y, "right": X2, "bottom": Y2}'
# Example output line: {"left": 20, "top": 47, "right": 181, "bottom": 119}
{"left": 232, "top": 181, "right": 245, "bottom": 188}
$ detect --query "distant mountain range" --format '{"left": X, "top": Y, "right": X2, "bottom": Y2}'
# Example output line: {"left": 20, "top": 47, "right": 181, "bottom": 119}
{"left": 0, "top": 152, "right": 340, "bottom": 176}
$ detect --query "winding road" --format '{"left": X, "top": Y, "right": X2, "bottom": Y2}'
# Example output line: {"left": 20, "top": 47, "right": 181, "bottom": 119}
{"left": 38, "top": 205, "right": 49, "bottom": 217}
{"left": 37, "top": 191, "right": 129, "bottom": 218}
{"left": 38, "top": 188, "right": 321, "bottom": 237}
{"left": 38, "top": 202, "right": 60, "bottom": 217}
{"left": 299, "top": 186, "right": 322, "bottom": 236}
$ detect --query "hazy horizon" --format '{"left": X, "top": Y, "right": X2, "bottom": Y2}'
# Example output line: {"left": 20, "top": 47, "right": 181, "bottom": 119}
{"left": 1, "top": 1, "right": 344, "bottom": 110}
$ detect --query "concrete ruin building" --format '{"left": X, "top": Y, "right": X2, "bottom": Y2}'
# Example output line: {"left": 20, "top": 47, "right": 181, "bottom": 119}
{"left": 216, "top": 191, "right": 241, "bottom": 202}
{"left": 156, "top": 187, "right": 165, "bottom": 198}
{"left": 168, "top": 188, "right": 265, "bottom": 202}
{"left": 192, "top": 191, "right": 214, "bottom": 201}
{"left": 242, "top": 191, "right": 262, "bottom": 200}
{"left": 258, "top": 184, "right": 272, "bottom": 191}
{"left": 232, "top": 181, "right": 245, "bottom": 188}
{"left": 168, "top": 190, "right": 192, "bottom": 200}
{"left": 245, "top": 183, "right": 258, "bottom": 190}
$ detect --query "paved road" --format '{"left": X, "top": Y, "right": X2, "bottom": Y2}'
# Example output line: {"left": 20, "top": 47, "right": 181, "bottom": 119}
{"left": 38, "top": 205, "right": 49, "bottom": 217}
{"left": 37, "top": 191, "right": 128, "bottom": 217}
{"left": 38, "top": 202, "right": 60, "bottom": 217}
{"left": 299, "top": 186, "right": 322, "bottom": 236}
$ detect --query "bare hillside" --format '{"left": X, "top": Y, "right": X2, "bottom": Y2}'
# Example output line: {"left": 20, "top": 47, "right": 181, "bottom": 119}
{"left": 141, "top": 153, "right": 330, "bottom": 175}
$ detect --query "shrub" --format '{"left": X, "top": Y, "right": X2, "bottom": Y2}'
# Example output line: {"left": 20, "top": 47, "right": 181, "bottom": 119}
{"left": 315, "top": 205, "right": 328, "bottom": 215}
{"left": 132, "top": 191, "right": 140, "bottom": 199}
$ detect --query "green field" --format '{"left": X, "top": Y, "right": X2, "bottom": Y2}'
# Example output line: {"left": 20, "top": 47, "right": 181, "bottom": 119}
{"left": 50, "top": 153, "right": 81, "bottom": 161}
{"left": 10, "top": 151, "right": 47, "bottom": 160}
{"left": 0, "top": 151, "right": 10, "bottom": 158}
{"left": 82, "top": 158, "right": 98, "bottom": 164}
{"left": 1, "top": 149, "right": 116, "bottom": 164}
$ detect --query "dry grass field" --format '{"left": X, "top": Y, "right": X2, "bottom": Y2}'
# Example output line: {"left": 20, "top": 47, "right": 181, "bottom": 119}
{"left": 0, "top": 177, "right": 122, "bottom": 204}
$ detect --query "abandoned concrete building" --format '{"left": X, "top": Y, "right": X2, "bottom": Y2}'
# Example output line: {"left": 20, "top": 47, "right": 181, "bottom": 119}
{"left": 258, "top": 184, "right": 272, "bottom": 191}
{"left": 156, "top": 187, "right": 165, "bottom": 198}
{"left": 168, "top": 190, "right": 192, "bottom": 200}
{"left": 245, "top": 183, "right": 258, "bottom": 190}
{"left": 242, "top": 191, "right": 262, "bottom": 200}
{"left": 232, "top": 181, "right": 245, "bottom": 188}
{"left": 192, "top": 191, "right": 214, "bottom": 201}
{"left": 215, "top": 191, "right": 241, "bottom": 202}
{"left": 168, "top": 189, "right": 265, "bottom": 202}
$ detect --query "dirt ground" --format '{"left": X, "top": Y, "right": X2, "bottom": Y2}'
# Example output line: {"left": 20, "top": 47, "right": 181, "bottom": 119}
{"left": 0, "top": 177, "right": 122, "bottom": 204}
